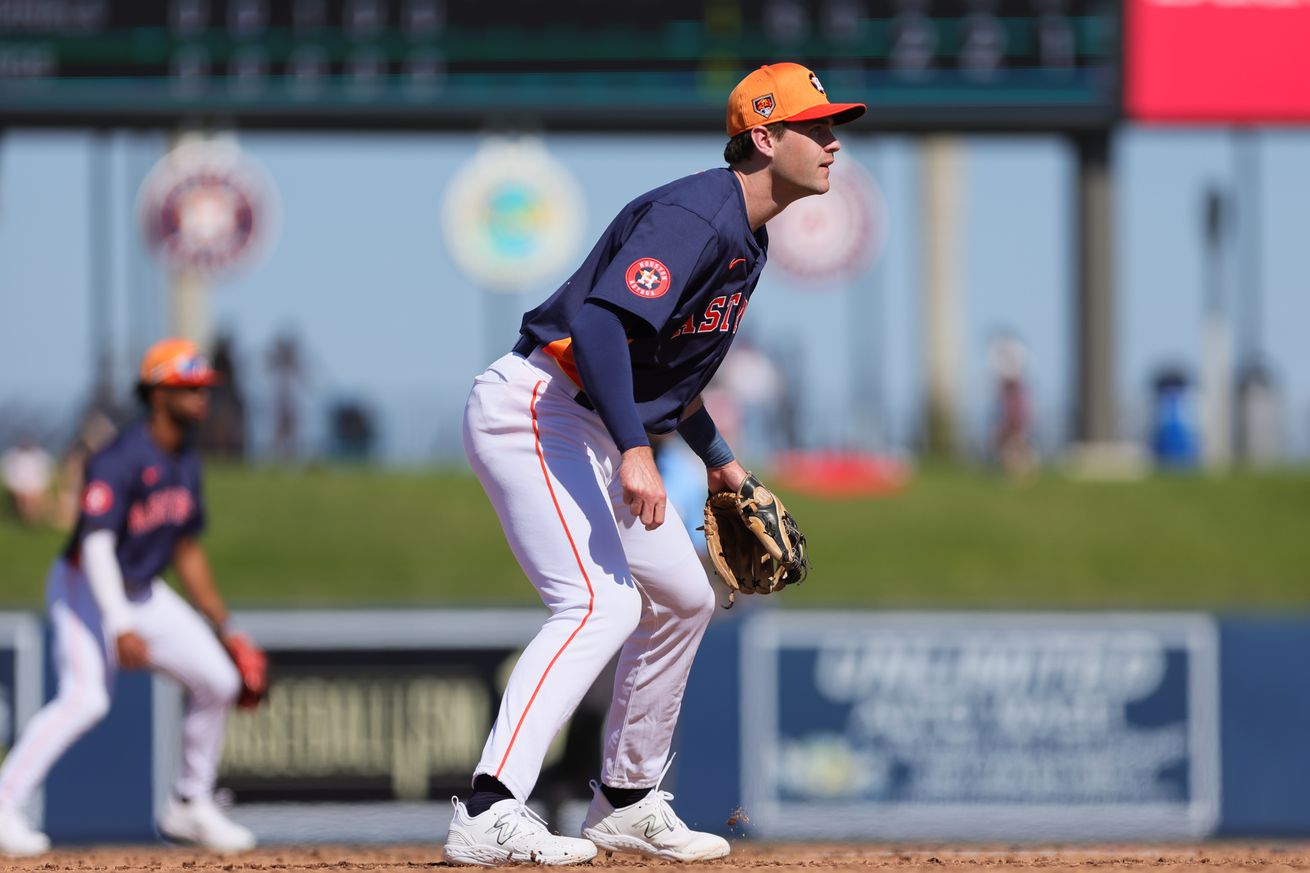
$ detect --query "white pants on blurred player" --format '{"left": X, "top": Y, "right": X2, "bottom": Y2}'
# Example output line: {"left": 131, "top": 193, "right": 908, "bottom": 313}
{"left": 464, "top": 348, "right": 717, "bottom": 802}
{"left": 0, "top": 560, "right": 240, "bottom": 812}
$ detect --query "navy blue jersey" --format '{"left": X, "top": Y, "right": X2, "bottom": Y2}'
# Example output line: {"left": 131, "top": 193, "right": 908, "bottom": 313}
{"left": 519, "top": 167, "right": 767, "bottom": 435}
{"left": 63, "top": 422, "right": 206, "bottom": 591}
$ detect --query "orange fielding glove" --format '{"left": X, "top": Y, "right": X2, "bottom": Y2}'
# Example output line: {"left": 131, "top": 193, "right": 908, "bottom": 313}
{"left": 222, "top": 631, "right": 268, "bottom": 709}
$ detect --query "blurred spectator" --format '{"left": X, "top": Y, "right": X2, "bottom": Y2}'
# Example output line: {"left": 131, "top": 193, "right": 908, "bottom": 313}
{"left": 989, "top": 331, "right": 1037, "bottom": 480}
{"left": 704, "top": 337, "right": 785, "bottom": 464}
{"left": 773, "top": 336, "right": 805, "bottom": 451}
{"left": 328, "top": 399, "right": 376, "bottom": 461}
{"left": 268, "top": 333, "right": 305, "bottom": 462}
{"left": 53, "top": 409, "right": 118, "bottom": 530}
{"left": 198, "top": 333, "right": 248, "bottom": 459}
{"left": 2, "top": 434, "right": 53, "bottom": 526}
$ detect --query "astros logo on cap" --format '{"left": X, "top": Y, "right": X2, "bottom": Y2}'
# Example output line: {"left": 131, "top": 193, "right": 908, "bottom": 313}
{"left": 752, "top": 94, "right": 776, "bottom": 119}
{"left": 625, "top": 258, "right": 672, "bottom": 299}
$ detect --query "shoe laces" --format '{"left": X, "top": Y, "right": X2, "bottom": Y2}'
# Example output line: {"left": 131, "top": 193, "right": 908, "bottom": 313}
{"left": 650, "top": 789, "right": 687, "bottom": 833}
{"left": 647, "top": 755, "right": 688, "bottom": 833}
{"left": 451, "top": 796, "right": 550, "bottom": 833}
{"left": 460, "top": 798, "right": 551, "bottom": 845}
{"left": 497, "top": 802, "right": 550, "bottom": 834}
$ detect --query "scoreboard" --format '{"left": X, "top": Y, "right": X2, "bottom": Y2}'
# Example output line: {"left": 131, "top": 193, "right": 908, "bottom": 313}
{"left": 0, "top": 0, "right": 1120, "bottom": 130}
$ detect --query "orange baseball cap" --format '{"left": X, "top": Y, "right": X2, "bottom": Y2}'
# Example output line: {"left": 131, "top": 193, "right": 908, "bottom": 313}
{"left": 138, "top": 338, "right": 219, "bottom": 388}
{"left": 726, "top": 63, "right": 866, "bottom": 137}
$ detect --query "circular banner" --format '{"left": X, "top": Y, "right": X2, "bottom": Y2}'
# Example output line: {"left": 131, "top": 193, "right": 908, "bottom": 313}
{"left": 137, "top": 138, "right": 279, "bottom": 278}
{"left": 441, "top": 138, "right": 585, "bottom": 293}
{"left": 767, "top": 159, "right": 886, "bottom": 287}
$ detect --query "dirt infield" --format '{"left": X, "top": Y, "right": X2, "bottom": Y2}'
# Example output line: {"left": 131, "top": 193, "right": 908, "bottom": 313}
{"left": 3, "top": 844, "right": 1309, "bottom": 873}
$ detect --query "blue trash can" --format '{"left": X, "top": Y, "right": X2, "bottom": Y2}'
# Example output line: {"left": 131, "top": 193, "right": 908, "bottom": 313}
{"left": 1151, "top": 368, "right": 1199, "bottom": 469}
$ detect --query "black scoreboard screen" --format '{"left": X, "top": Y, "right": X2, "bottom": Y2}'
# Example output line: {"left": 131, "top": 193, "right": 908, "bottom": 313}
{"left": 0, "top": 0, "right": 1120, "bottom": 130}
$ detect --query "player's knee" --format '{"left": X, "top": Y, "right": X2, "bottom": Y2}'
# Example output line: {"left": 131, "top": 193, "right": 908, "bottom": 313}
{"left": 590, "top": 585, "right": 643, "bottom": 645}
{"left": 214, "top": 660, "right": 243, "bottom": 706}
{"left": 612, "top": 588, "right": 645, "bottom": 636}
{"left": 59, "top": 683, "right": 110, "bottom": 732}
{"left": 661, "top": 576, "right": 718, "bottom": 624}
{"left": 194, "top": 659, "right": 242, "bottom": 707}
{"left": 673, "top": 582, "right": 717, "bottom": 630}
{"left": 694, "top": 583, "right": 718, "bottom": 624}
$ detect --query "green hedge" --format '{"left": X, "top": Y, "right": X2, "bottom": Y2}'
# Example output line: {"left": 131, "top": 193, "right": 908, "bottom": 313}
{"left": 2, "top": 464, "right": 1306, "bottom": 610}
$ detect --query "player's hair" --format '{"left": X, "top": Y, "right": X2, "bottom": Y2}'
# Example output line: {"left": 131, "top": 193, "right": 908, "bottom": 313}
{"left": 136, "top": 383, "right": 153, "bottom": 407}
{"left": 723, "top": 122, "right": 787, "bottom": 165}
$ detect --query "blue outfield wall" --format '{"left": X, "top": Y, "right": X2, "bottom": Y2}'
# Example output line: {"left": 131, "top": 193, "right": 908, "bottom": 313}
{"left": 1, "top": 609, "right": 1308, "bottom": 842}
{"left": 42, "top": 668, "right": 156, "bottom": 843}
{"left": 1217, "top": 620, "right": 1310, "bottom": 837}
{"left": 675, "top": 611, "right": 1310, "bottom": 842}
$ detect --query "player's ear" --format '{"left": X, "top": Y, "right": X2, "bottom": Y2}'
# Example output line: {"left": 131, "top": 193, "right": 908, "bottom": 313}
{"left": 750, "top": 125, "right": 778, "bottom": 158}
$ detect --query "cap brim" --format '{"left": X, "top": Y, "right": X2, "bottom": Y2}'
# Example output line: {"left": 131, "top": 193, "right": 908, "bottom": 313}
{"left": 141, "top": 373, "right": 221, "bottom": 389}
{"left": 175, "top": 373, "right": 221, "bottom": 387}
{"left": 783, "top": 102, "right": 867, "bottom": 126}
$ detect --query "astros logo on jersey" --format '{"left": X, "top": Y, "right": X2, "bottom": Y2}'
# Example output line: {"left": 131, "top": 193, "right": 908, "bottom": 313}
{"left": 752, "top": 94, "right": 776, "bottom": 119}
{"left": 625, "top": 258, "right": 672, "bottom": 299}
{"left": 82, "top": 481, "right": 114, "bottom": 516}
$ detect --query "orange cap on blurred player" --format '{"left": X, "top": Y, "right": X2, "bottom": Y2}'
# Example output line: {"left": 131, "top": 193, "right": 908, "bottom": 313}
{"left": 726, "top": 63, "right": 866, "bottom": 137}
{"left": 138, "top": 338, "right": 220, "bottom": 388}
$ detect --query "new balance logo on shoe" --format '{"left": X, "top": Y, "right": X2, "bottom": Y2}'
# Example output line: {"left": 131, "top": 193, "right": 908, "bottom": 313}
{"left": 636, "top": 815, "right": 667, "bottom": 840}
{"left": 491, "top": 815, "right": 519, "bottom": 846}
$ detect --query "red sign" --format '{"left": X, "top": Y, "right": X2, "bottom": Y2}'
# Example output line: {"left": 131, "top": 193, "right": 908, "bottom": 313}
{"left": 1127, "top": 0, "right": 1310, "bottom": 123}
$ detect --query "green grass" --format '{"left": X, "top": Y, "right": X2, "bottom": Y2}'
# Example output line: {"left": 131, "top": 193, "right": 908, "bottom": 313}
{"left": 1, "top": 464, "right": 1307, "bottom": 610}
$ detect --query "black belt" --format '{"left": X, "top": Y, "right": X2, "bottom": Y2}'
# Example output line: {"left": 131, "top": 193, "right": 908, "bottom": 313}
{"left": 511, "top": 335, "right": 594, "bottom": 411}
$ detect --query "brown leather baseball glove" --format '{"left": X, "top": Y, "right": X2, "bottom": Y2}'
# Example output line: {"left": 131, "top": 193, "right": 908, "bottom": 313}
{"left": 702, "top": 473, "right": 809, "bottom": 607}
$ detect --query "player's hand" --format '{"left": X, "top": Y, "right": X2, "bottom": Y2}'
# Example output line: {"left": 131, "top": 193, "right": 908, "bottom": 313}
{"left": 620, "top": 446, "right": 667, "bottom": 530}
{"left": 115, "top": 631, "right": 149, "bottom": 669}
{"left": 706, "top": 460, "right": 749, "bottom": 495}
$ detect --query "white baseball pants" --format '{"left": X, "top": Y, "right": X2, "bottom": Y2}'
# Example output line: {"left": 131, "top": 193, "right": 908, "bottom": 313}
{"left": 0, "top": 560, "right": 241, "bottom": 811}
{"left": 464, "top": 349, "right": 717, "bottom": 802}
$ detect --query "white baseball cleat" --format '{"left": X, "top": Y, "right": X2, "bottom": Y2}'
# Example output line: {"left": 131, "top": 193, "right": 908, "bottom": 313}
{"left": 158, "top": 795, "right": 256, "bottom": 853}
{"left": 580, "top": 770, "right": 730, "bottom": 862}
{"left": 444, "top": 797, "right": 597, "bottom": 866}
{"left": 0, "top": 806, "right": 50, "bottom": 857}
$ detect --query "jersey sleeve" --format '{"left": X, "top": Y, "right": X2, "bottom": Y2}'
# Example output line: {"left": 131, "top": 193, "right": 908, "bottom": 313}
{"left": 76, "top": 451, "right": 135, "bottom": 539}
{"left": 587, "top": 203, "right": 720, "bottom": 333}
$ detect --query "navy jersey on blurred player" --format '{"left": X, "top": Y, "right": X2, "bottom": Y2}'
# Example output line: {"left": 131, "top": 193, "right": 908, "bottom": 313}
{"left": 0, "top": 339, "right": 256, "bottom": 857}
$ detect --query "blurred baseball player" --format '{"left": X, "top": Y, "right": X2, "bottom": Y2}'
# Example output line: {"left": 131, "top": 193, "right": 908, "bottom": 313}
{"left": 445, "top": 63, "right": 864, "bottom": 865}
{"left": 0, "top": 339, "right": 266, "bottom": 857}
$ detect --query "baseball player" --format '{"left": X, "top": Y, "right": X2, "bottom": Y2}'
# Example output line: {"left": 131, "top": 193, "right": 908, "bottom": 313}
{"left": 444, "top": 63, "right": 864, "bottom": 866}
{"left": 0, "top": 339, "right": 263, "bottom": 857}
